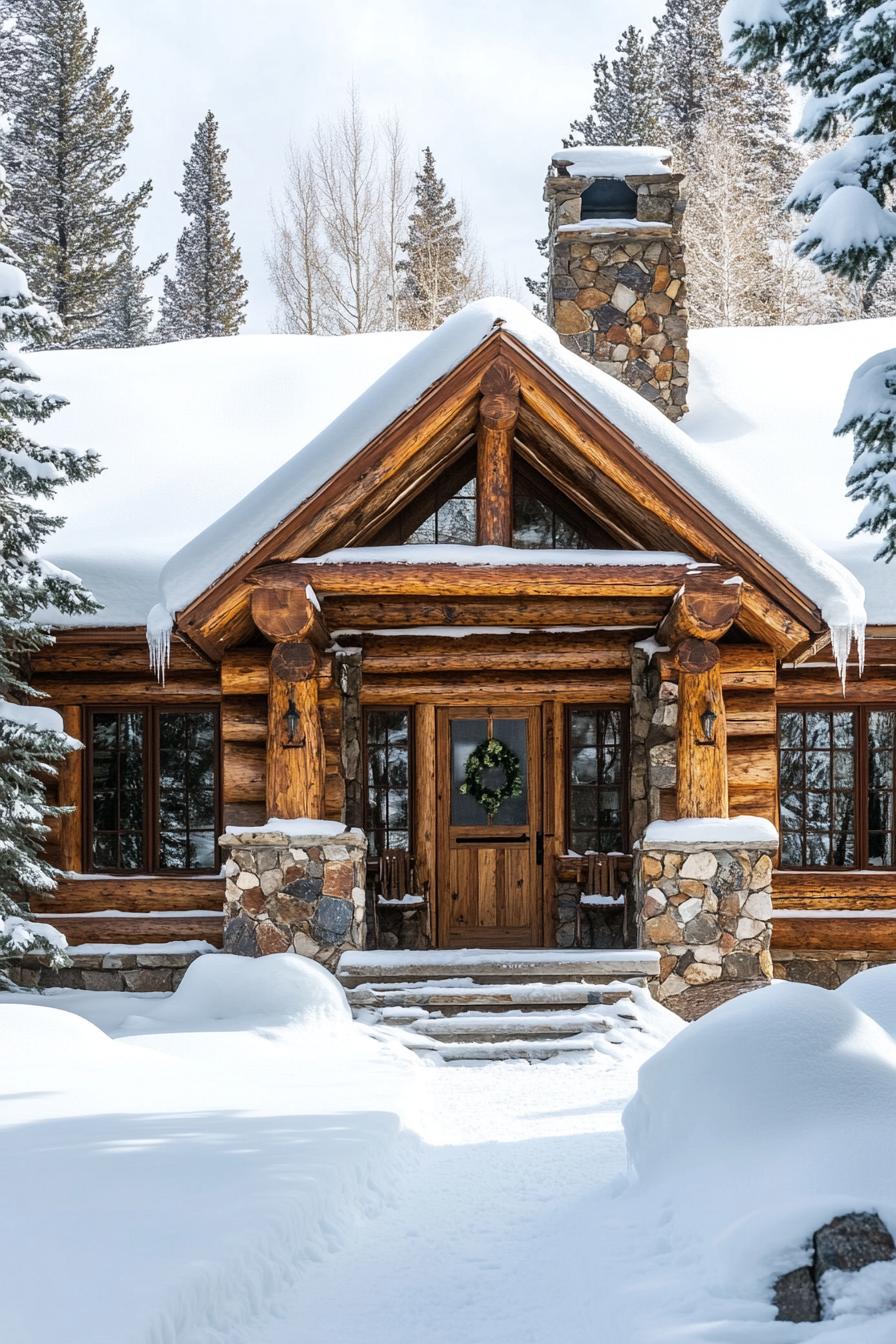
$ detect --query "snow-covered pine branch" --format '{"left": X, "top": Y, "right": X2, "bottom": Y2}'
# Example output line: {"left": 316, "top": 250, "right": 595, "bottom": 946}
{"left": 0, "top": 162, "right": 99, "bottom": 976}
{"left": 721, "top": 0, "right": 896, "bottom": 558}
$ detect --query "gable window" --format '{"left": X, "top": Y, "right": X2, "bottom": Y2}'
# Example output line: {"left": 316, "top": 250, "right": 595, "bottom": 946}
{"left": 779, "top": 708, "right": 896, "bottom": 869}
{"left": 567, "top": 707, "right": 628, "bottom": 854}
{"left": 88, "top": 707, "right": 219, "bottom": 873}
{"left": 513, "top": 491, "right": 590, "bottom": 549}
{"left": 406, "top": 478, "right": 476, "bottom": 545}
{"left": 364, "top": 708, "right": 412, "bottom": 857}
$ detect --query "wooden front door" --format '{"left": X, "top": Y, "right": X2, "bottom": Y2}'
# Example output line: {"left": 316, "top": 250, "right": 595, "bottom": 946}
{"left": 436, "top": 706, "right": 543, "bottom": 947}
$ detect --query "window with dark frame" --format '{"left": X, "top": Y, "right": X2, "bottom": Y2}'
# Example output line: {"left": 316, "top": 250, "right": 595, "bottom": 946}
{"left": 87, "top": 707, "right": 219, "bottom": 874}
{"left": 364, "top": 708, "right": 412, "bottom": 857}
{"left": 567, "top": 707, "right": 628, "bottom": 855}
{"left": 405, "top": 478, "right": 476, "bottom": 545}
{"left": 779, "top": 707, "right": 896, "bottom": 869}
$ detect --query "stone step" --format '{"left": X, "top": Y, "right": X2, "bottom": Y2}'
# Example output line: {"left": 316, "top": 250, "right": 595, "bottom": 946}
{"left": 395, "top": 1009, "right": 618, "bottom": 1041}
{"left": 419, "top": 1037, "right": 612, "bottom": 1063}
{"left": 344, "top": 979, "right": 635, "bottom": 1013}
{"left": 336, "top": 949, "right": 659, "bottom": 988}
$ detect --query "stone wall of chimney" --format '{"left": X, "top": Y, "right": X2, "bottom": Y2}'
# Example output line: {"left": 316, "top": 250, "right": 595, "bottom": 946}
{"left": 545, "top": 164, "right": 688, "bottom": 420}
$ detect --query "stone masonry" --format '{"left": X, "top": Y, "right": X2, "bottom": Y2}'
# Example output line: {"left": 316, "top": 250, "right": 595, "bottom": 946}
{"left": 545, "top": 151, "right": 688, "bottom": 419}
{"left": 6, "top": 948, "right": 204, "bottom": 992}
{"left": 221, "top": 827, "right": 367, "bottom": 970}
{"left": 637, "top": 838, "right": 775, "bottom": 1018}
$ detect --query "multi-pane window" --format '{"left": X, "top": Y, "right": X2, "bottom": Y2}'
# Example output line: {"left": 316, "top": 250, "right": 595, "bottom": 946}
{"left": 364, "top": 709, "right": 412, "bottom": 856}
{"left": 406, "top": 478, "right": 476, "bottom": 544}
{"left": 157, "top": 711, "right": 217, "bottom": 870}
{"left": 88, "top": 707, "right": 218, "bottom": 873}
{"left": 779, "top": 708, "right": 896, "bottom": 869}
{"left": 91, "top": 712, "right": 145, "bottom": 870}
{"left": 567, "top": 708, "right": 627, "bottom": 854}
{"left": 513, "top": 492, "right": 590, "bottom": 549}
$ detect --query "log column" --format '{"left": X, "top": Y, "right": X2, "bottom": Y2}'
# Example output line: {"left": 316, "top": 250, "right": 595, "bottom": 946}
{"left": 657, "top": 573, "right": 743, "bottom": 820}
{"left": 251, "top": 586, "right": 328, "bottom": 821}
{"left": 675, "top": 639, "right": 728, "bottom": 818}
{"left": 266, "top": 642, "right": 325, "bottom": 820}
{"left": 476, "top": 358, "right": 520, "bottom": 547}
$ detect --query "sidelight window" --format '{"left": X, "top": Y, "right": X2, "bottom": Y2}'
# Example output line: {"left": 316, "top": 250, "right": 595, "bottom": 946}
{"left": 778, "top": 708, "right": 896, "bottom": 869}
{"left": 88, "top": 707, "right": 218, "bottom": 873}
{"left": 567, "top": 707, "right": 627, "bottom": 854}
{"left": 364, "top": 708, "right": 412, "bottom": 856}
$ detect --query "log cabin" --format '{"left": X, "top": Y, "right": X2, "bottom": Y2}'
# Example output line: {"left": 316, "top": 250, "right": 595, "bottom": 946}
{"left": 13, "top": 147, "right": 896, "bottom": 1014}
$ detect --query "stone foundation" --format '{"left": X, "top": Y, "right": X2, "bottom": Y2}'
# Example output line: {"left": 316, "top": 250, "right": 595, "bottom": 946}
{"left": 637, "top": 839, "right": 775, "bottom": 1017}
{"left": 773, "top": 950, "right": 896, "bottom": 988}
{"left": 5, "top": 949, "right": 206, "bottom": 992}
{"left": 221, "top": 826, "right": 367, "bottom": 969}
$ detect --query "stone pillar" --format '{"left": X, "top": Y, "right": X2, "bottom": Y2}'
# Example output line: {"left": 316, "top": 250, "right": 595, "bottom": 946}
{"left": 221, "top": 826, "right": 367, "bottom": 969}
{"left": 545, "top": 152, "right": 688, "bottom": 420}
{"left": 637, "top": 836, "right": 774, "bottom": 1018}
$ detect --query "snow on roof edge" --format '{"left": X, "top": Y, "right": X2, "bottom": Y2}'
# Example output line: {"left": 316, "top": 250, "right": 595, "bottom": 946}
{"left": 151, "top": 297, "right": 866, "bottom": 675}
{"left": 551, "top": 146, "right": 674, "bottom": 178}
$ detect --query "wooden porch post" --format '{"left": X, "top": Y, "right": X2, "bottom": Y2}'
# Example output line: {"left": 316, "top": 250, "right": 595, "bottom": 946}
{"left": 657, "top": 574, "right": 743, "bottom": 820}
{"left": 675, "top": 641, "right": 728, "bottom": 819}
{"left": 266, "top": 642, "right": 326, "bottom": 820}
{"left": 476, "top": 358, "right": 519, "bottom": 547}
{"left": 251, "top": 586, "right": 328, "bottom": 821}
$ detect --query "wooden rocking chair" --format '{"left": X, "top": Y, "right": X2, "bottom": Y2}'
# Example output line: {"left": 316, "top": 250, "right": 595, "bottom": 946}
{"left": 371, "top": 850, "right": 431, "bottom": 948}
{"left": 574, "top": 852, "right": 634, "bottom": 949}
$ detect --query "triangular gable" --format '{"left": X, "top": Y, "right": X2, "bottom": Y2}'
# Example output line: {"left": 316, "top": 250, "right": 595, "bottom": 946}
{"left": 161, "top": 299, "right": 864, "bottom": 663}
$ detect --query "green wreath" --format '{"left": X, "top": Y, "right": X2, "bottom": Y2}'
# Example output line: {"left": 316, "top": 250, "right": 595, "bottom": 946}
{"left": 459, "top": 737, "right": 523, "bottom": 818}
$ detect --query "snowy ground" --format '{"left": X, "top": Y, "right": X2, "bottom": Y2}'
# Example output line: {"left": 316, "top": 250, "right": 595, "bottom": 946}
{"left": 3, "top": 956, "right": 896, "bottom": 1344}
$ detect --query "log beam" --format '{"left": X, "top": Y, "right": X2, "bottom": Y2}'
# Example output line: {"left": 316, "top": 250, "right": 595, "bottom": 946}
{"left": 251, "top": 585, "right": 328, "bottom": 647}
{"left": 658, "top": 572, "right": 743, "bottom": 647}
{"left": 266, "top": 642, "right": 325, "bottom": 819}
{"left": 476, "top": 358, "right": 519, "bottom": 546}
{"left": 255, "top": 559, "right": 703, "bottom": 599}
{"left": 322, "top": 596, "right": 667, "bottom": 629}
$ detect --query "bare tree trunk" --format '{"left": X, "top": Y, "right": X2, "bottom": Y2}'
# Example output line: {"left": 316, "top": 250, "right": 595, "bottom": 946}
{"left": 266, "top": 144, "right": 328, "bottom": 334}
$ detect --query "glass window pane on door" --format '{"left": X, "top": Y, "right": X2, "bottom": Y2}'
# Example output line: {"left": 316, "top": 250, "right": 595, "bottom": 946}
{"left": 450, "top": 716, "right": 528, "bottom": 827}
{"left": 157, "top": 710, "right": 218, "bottom": 871}
{"left": 568, "top": 707, "right": 626, "bottom": 854}
{"left": 90, "top": 711, "right": 145, "bottom": 871}
{"left": 364, "top": 709, "right": 411, "bottom": 856}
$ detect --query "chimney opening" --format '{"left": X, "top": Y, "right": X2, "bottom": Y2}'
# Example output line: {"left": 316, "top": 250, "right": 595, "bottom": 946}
{"left": 580, "top": 177, "right": 638, "bottom": 220}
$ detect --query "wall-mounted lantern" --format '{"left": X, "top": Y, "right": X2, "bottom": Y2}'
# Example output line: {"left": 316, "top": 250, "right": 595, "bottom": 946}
{"left": 697, "top": 706, "right": 718, "bottom": 747}
{"left": 282, "top": 697, "right": 305, "bottom": 749}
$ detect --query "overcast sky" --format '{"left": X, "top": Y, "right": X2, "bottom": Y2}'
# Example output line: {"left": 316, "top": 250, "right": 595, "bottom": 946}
{"left": 86, "top": 0, "right": 666, "bottom": 332}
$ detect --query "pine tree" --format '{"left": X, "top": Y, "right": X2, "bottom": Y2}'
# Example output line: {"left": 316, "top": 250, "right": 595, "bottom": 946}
{"left": 0, "top": 0, "right": 152, "bottom": 345}
{"left": 397, "top": 147, "right": 468, "bottom": 330}
{"left": 565, "top": 26, "right": 665, "bottom": 147}
{"left": 724, "top": 0, "right": 896, "bottom": 558}
{"left": 98, "top": 224, "right": 165, "bottom": 347}
{"left": 652, "top": 0, "right": 735, "bottom": 152}
{"left": 158, "top": 112, "right": 247, "bottom": 341}
{"left": 0, "top": 163, "right": 99, "bottom": 981}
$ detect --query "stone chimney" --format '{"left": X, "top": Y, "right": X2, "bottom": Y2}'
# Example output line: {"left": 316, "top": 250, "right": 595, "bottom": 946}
{"left": 544, "top": 147, "right": 688, "bottom": 420}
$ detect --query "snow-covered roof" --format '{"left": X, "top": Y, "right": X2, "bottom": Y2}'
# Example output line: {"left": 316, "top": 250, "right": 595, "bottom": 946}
{"left": 31, "top": 298, "right": 890, "bottom": 644}
{"left": 550, "top": 146, "right": 673, "bottom": 178}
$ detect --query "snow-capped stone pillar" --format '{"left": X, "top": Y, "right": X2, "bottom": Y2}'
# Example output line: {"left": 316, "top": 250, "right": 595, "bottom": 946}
{"left": 221, "top": 825, "right": 367, "bottom": 969}
{"left": 636, "top": 819, "right": 777, "bottom": 1018}
{"left": 545, "top": 146, "right": 688, "bottom": 420}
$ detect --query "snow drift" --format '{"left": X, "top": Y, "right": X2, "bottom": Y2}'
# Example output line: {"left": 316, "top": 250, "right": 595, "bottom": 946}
{"left": 623, "top": 980, "right": 896, "bottom": 1305}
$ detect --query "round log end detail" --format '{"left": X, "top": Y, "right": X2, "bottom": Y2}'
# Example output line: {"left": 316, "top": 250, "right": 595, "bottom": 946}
{"left": 674, "top": 637, "right": 721, "bottom": 674}
{"left": 271, "top": 641, "right": 319, "bottom": 682}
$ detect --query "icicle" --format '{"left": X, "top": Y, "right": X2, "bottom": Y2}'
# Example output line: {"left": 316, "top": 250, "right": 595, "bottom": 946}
{"left": 829, "top": 619, "right": 866, "bottom": 692}
{"left": 146, "top": 603, "right": 173, "bottom": 685}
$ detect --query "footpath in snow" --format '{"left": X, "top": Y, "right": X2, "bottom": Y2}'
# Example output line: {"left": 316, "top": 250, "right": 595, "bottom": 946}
{"left": 4, "top": 954, "right": 896, "bottom": 1343}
